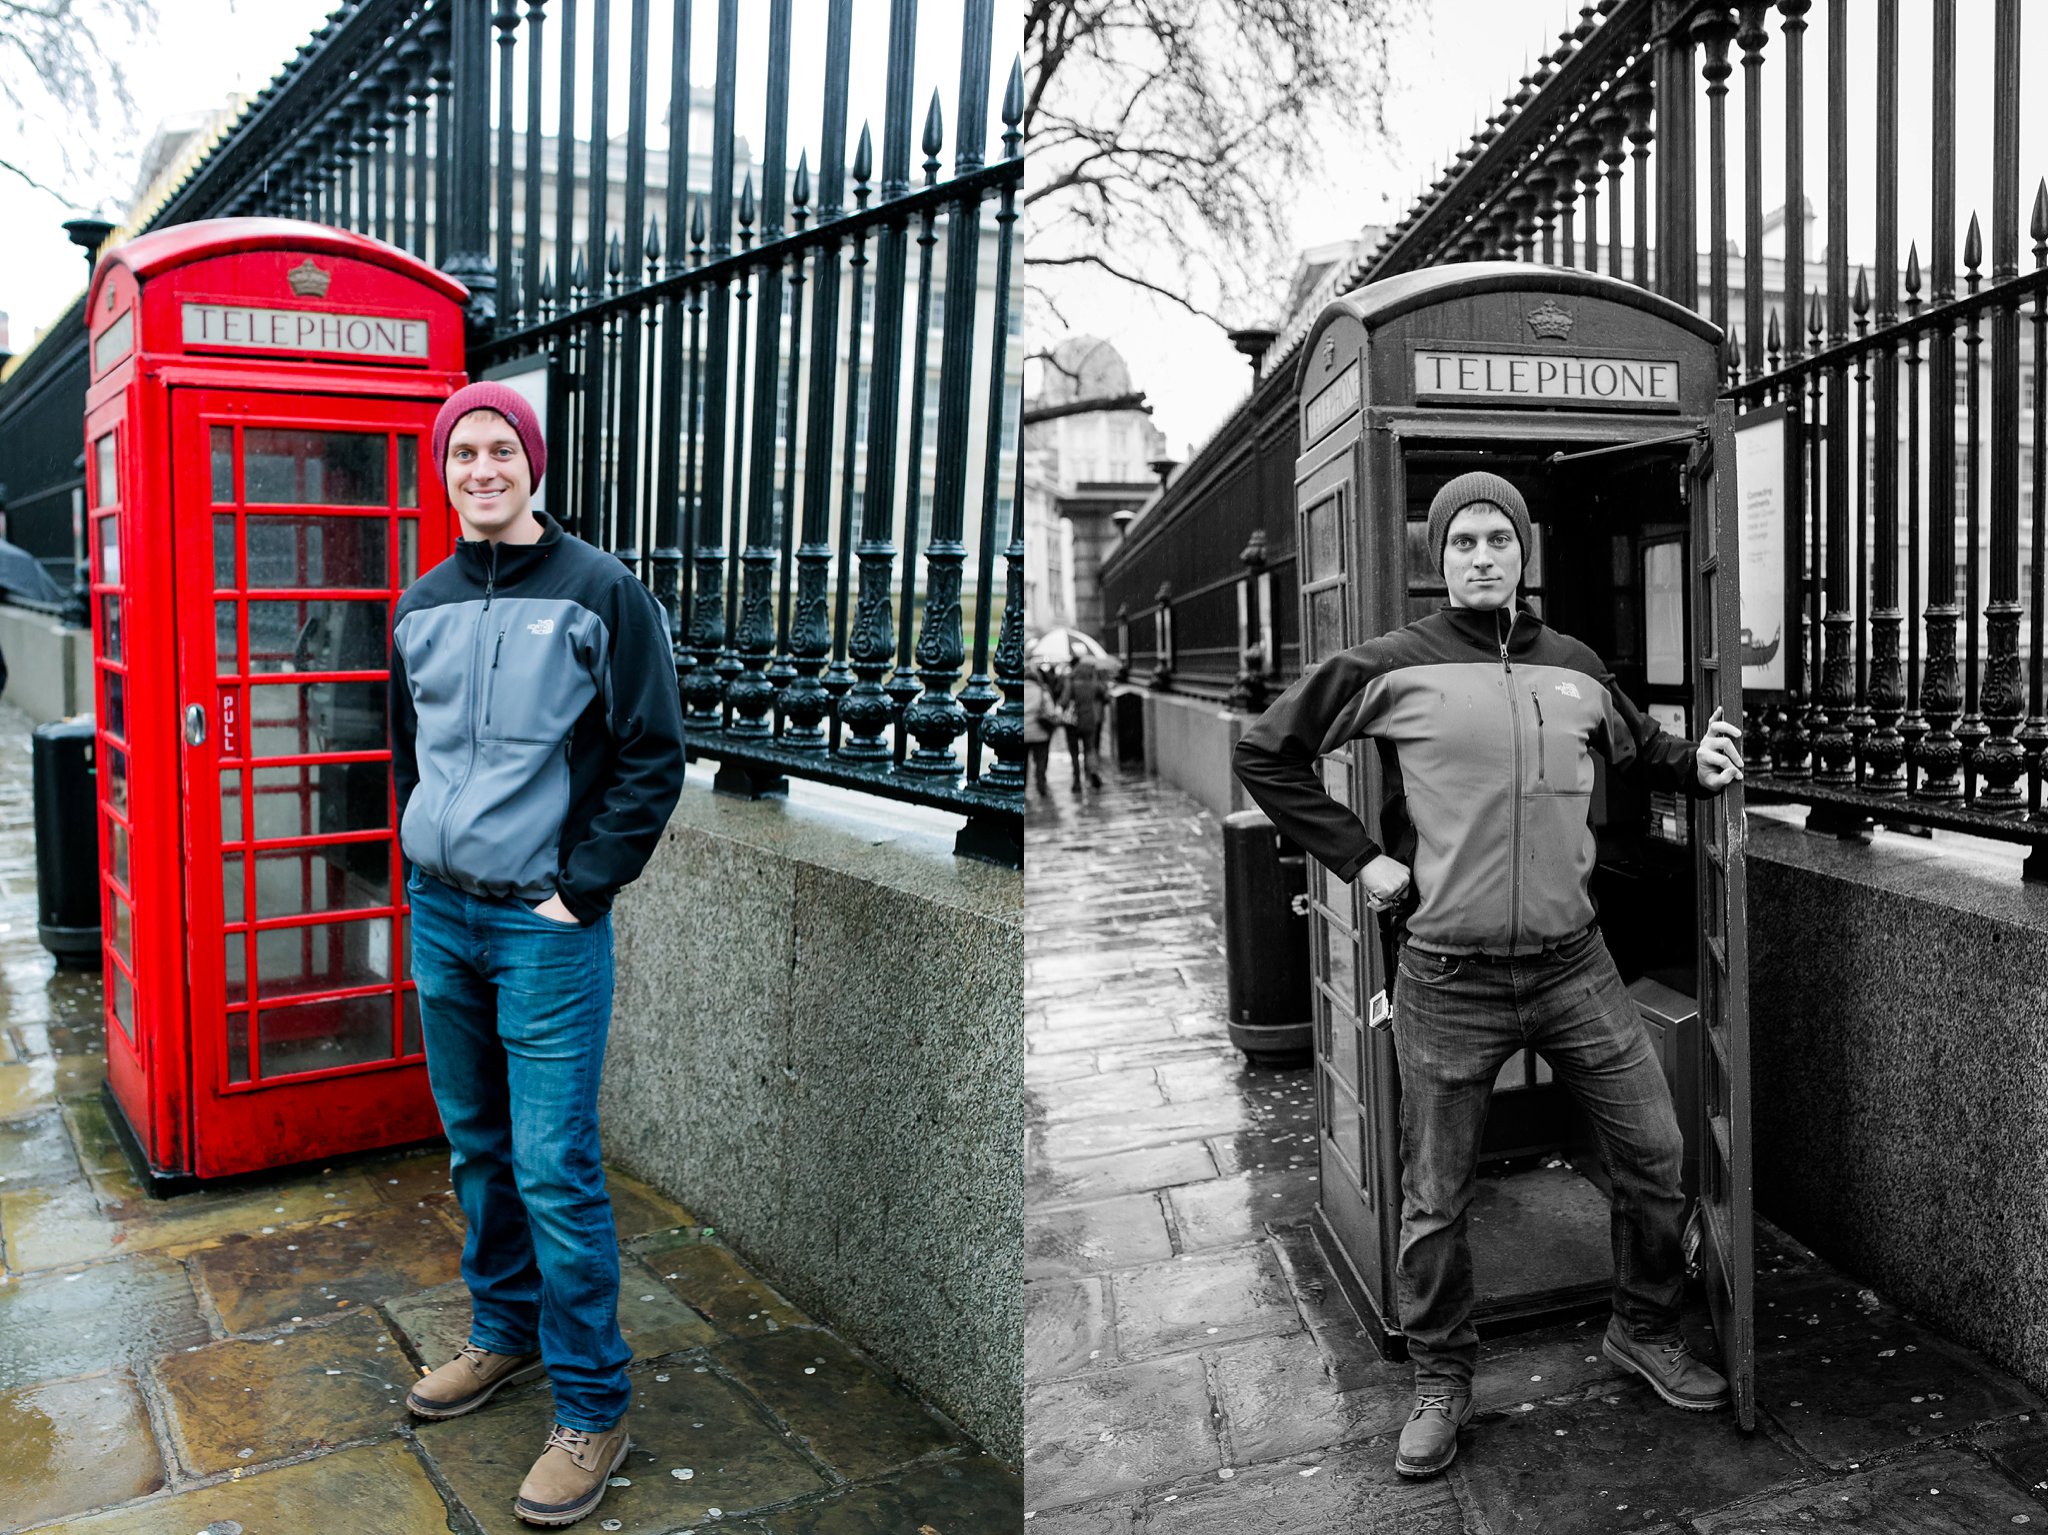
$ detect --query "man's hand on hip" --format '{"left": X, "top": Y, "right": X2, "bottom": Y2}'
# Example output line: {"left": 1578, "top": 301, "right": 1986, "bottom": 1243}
{"left": 533, "top": 893, "right": 581, "bottom": 925}
{"left": 1360, "top": 854, "right": 1412, "bottom": 914}
{"left": 1695, "top": 705, "right": 1745, "bottom": 790}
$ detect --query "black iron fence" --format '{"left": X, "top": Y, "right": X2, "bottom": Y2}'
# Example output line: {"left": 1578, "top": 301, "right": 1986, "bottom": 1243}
{"left": 1102, "top": 0, "right": 2048, "bottom": 871}
{"left": 0, "top": 0, "right": 1024, "bottom": 863}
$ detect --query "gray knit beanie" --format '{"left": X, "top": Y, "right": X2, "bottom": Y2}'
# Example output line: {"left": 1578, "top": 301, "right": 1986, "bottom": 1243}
{"left": 1426, "top": 471, "right": 1532, "bottom": 577}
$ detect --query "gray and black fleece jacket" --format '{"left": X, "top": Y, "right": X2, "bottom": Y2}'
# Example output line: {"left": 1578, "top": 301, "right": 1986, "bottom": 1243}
{"left": 1233, "top": 603, "right": 1706, "bottom": 957}
{"left": 390, "top": 511, "right": 685, "bottom": 923}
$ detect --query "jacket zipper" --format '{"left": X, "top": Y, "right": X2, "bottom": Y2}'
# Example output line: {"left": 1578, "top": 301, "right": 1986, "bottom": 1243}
{"left": 437, "top": 542, "right": 500, "bottom": 874}
{"left": 1530, "top": 688, "right": 1547, "bottom": 783}
{"left": 1500, "top": 608, "right": 1523, "bottom": 951}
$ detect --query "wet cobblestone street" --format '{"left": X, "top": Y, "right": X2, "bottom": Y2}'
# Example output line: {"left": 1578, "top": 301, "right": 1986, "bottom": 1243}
{"left": 0, "top": 703, "right": 1015, "bottom": 1534}
{"left": 1024, "top": 759, "right": 2048, "bottom": 1534}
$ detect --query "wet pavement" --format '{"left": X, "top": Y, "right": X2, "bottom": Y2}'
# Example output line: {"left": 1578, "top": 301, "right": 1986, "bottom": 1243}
{"left": 0, "top": 702, "right": 1017, "bottom": 1533}
{"left": 1024, "top": 759, "right": 2048, "bottom": 1532}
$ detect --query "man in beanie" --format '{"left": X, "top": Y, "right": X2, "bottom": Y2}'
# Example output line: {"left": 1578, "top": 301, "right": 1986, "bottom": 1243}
{"left": 1234, "top": 471, "right": 1743, "bottom": 1481}
{"left": 389, "top": 381, "right": 685, "bottom": 1527}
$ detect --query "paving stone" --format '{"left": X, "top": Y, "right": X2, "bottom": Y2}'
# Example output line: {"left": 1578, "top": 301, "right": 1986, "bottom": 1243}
{"left": 710, "top": 1328, "right": 961, "bottom": 1479}
{"left": 100, "top": 1172, "right": 385, "bottom": 1251}
{"left": 32, "top": 1438, "right": 452, "bottom": 1534}
{"left": 0, "top": 1108, "right": 83, "bottom": 1194}
{"left": 1757, "top": 1310, "right": 2042, "bottom": 1469}
{"left": 1032, "top": 1101, "right": 1260, "bottom": 1166}
{"left": 1025, "top": 1192, "right": 1174, "bottom": 1280}
{"left": 59, "top": 1095, "right": 126, "bottom": 1181}
{"left": 0, "top": 1057, "right": 60, "bottom": 1121}
{"left": 606, "top": 1166, "right": 698, "bottom": 1240}
{"left": 715, "top": 1453, "right": 1024, "bottom": 1533}
{"left": 1975, "top": 1411, "right": 2048, "bottom": 1490}
{"left": 385, "top": 1260, "right": 718, "bottom": 1375}
{"left": 637, "top": 1228, "right": 809, "bottom": 1335}
{"left": 0, "top": 1371, "right": 162, "bottom": 1528}
{"left": 1469, "top": 1322, "right": 1632, "bottom": 1416}
{"left": 1026, "top": 1142, "right": 1219, "bottom": 1211}
{"left": 1026, "top": 1276, "right": 1113, "bottom": 1380}
{"left": 1448, "top": 1383, "right": 1805, "bottom": 1533}
{"left": 360, "top": 1144, "right": 455, "bottom": 1207}
{"left": 1167, "top": 1168, "right": 1321, "bottom": 1251}
{"left": 415, "top": 1353, "right": 828, "bottom": 1533}
{"left": 0, "top": 1253, "right": 208, "bottom": 1392}
{"left": 1026, "top": 1064, "right": 1168, "bottom": 1125}
{"left": 1139, "top": 1437, "right": 1464, "bottom": 1534}
{"left": 1154, "top": 1055, "right": 1300, "bottom": 1105}
{"left": 1109, "top": 1243, "right": 1300, "bottom": 1360}
{"left": 0, "top": 1181, "right": 121, "bottom": 1271}
{"left": 153, "top": 1308, "right": 410, "bottom": 1476}
{"left": 1210, "top": 1328, "right": 1412, "bottom": 1463}
{"left": 190, "top": 1201, "right": 465, "bottom": 1335}
{"left": 1692, "top": 1444, "right": 2046, "bottom": 1532}
{"left": 1011, "top": 1497, "right": 1138, "bottom": 1534}
{"left": 1026, "top": 1015, "right": 1189, "bottom": 1054}
{"left": 1024, "top": 1351, "right": 1221, "bottom": 1509}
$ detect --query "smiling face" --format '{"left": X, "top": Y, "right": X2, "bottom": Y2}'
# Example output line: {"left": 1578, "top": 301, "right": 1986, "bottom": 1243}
{"left": 445, "top": 410, "right": 538, "bottom": 544}
{"left": 1441, "top": 503, "right": 1523, "bottom": 611}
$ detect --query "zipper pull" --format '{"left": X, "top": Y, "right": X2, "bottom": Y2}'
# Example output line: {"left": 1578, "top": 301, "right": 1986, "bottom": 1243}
{"left": 1530, "top": 688, "right": 1545, "bottom": 727}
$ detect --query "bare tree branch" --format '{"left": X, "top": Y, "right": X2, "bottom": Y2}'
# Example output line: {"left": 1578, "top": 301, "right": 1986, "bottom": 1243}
{"left": 1024, "top": 392, "right": 1151, "bottom": 426}
{"left": 0, "top": 0, "right": 159, "bottom": 211}
{"left": 1024, "top": 0, "right": 1413, "bottom": 332}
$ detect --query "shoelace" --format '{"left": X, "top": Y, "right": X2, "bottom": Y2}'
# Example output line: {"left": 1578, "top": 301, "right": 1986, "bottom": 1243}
{"left": 455, "top": 1343, "right": 493, "bottom": 1370}
{"left": 1412, "top": 1392, "right": 1458, "bottom": 1419}
{"left": 544, "top": 1423, "right": 593, "bottom": 1459}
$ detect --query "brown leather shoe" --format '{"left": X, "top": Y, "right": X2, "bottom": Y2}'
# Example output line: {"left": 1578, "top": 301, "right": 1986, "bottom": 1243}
{"left": 515, "top": 1419, "right": 633, "bottom": 1527}
{"left": 404, "top": 1342, "right": 545, "bottom": 1419}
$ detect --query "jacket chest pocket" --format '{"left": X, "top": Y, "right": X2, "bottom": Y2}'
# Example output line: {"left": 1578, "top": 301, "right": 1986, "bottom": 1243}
{"left": 482, "top": 627, "right": 597, "bottom": 742}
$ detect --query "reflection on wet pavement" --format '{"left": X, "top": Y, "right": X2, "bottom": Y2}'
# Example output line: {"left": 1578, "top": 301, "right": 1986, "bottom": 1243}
{"left": 0, "top": 700, "right": 1016, "bottom": 1532}
{"left": 1024, "top": 763, "right": 2048, "bottom": 1532}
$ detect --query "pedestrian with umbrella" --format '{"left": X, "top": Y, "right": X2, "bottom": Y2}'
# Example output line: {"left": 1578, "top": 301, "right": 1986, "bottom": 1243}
{"left": 1058, "top": 653, "right": 1113, "bottom": 791}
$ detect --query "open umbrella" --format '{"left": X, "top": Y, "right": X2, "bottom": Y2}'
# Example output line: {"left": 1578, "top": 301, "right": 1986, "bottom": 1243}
{"left": 0, "top": 540, "right": 65, "bottom": 604}
{"left": 1027, "top": 626, "right": 1111, "bottom": 666}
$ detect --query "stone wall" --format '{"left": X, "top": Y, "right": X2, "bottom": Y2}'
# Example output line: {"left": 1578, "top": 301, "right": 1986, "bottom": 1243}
{"left": 0, "top": 610, "right": 90, "bottom": 724}
{"left": 1747, "top": 813, "right": 2048, "bottom": 1401}
{"left": 598, "top": 771, "right": 1024, "bottom": 1464}
{"left": 1141, "top": 691, "right": 1250, "bottom": 820}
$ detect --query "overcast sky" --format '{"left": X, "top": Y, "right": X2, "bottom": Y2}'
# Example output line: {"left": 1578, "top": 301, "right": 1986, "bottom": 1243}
{"left": 1035, "top": 0, "right": 2037, "bottom": 463}
{"left": 2, "top": 1, "right": 1023, "bottom": 355}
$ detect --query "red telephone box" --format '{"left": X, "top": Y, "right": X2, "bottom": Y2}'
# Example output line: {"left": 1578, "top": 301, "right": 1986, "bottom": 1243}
{"left": 83, "top": 218, "right": 466, "bottom": 1181}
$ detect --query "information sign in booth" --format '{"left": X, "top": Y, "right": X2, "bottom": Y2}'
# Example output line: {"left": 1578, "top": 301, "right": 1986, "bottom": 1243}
{"left": 83, "top": 219, "right": 467, "bottom": 1184}
{"left": 1292, "top": 263, "right": 1756, "bottom": 1426}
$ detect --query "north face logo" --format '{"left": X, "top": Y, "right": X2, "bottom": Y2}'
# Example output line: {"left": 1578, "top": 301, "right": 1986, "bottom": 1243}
{"left": 1554, "top": 681, "right": 1581, "bottom": 699}
{"left": 527, "top": 618, "right": 555, "bottom": 636}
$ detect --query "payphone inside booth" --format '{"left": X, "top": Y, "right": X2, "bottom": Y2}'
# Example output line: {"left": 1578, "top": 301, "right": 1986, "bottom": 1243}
{"left": 82, "top": 219, "right": 467, "bottom": 1185}
{"left": 1292, "top": 263, "right": 1756, "bottom": 1425}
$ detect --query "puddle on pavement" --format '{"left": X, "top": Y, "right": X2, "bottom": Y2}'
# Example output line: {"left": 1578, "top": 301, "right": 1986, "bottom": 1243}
{"left": 156, "top": 1308, "right": 410, "bottom": 1477}
{"left": 0, "top": 1372, "right": 162, "bottom": 1528}
{"left": 28, "top": 1438, "right": 450, "bottom": 1534}
{"left": 0, "top": 1109, "right": 85, "bottom": 1194}
{"left": 416, "top": 1352, "right": 827, "bottom": 1534}
{"left": 0, "top": 1254, "right": 208, "bottom": 1392}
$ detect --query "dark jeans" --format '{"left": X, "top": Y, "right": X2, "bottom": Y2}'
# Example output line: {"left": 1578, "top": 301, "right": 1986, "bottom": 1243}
{"left": 407, "top": 868, "right": 631, "bottom": 1431}
{"left": 1392, "top": 924, "right": 1686, "bottom": 1390}
{"left": 1027, "top": 739, "right": 1052, "bottom": 791}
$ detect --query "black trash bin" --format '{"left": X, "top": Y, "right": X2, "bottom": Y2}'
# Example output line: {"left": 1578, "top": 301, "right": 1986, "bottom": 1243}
{"left": 1222, "top": 808, "right": 1312, "bottom": 1064}
{"left": 1113, "top": 689, "right": 1145, "bottom": 767}
{"left": 33, "top": 717, "right": 100, "bottom": 966}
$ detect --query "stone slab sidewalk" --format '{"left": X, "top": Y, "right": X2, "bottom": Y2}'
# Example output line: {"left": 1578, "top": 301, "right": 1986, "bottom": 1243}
{"left": 0, "top": 702, "right": 1016, "bottom": 1534}
{"left": 1024, "top": 761, "right": 2048, "bottom": 1533}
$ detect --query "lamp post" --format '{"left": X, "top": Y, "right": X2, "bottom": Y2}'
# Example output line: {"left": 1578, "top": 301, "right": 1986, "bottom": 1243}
{"left": 62, "top": 218, "right": 117, "bottom": 276}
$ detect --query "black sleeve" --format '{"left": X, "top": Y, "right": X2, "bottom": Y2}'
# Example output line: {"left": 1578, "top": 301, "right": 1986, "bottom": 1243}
{"left": 1231, "top": 643, "right": 1392, "bottom": 881}
{"left": 389, "top": 624, "right": 420, "bottom": 828}
{"left": 1593, "top": 663, "right": 1713, "bottom": 798}
{"left": 556, "top": 575, "right": 687, "bottom": 922}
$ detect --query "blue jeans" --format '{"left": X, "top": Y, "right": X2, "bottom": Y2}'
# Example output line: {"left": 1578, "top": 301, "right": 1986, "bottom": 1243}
{"left": 407, "top": 867, "right": 630, "bottom": 1431}
{"left": 1392, "top": 924, "right": 1687, "bottom": 1391}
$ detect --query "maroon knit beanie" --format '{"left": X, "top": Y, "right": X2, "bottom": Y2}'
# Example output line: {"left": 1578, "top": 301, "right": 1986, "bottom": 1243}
{"left": 431, "top": 381, "right": 548, "bottom": 488}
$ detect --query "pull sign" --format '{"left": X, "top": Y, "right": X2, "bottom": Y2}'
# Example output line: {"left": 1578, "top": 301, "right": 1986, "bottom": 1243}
{"left": 1368, "top": 989, "right": 1392, "bottom": 1031}
{"left": 216, "top": 687, "right": 240, "bottom": 758}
